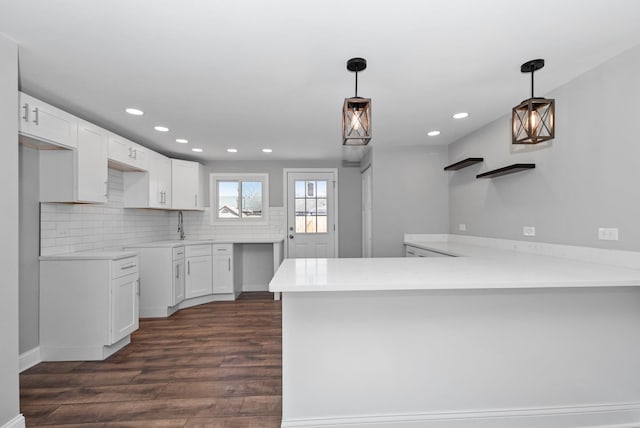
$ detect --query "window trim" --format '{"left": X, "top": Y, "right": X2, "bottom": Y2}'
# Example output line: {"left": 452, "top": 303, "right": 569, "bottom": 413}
{"left": 210, "top": 173, "right": 269, "bottom": 225}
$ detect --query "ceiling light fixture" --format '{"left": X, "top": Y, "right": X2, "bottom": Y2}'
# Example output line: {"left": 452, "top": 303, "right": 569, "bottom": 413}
{"left": 427, "top": 130, "right": 441, "bottom": 137}
{"left": 512, "top": 58, "right": 555, "bottom": 144}
{"left": 125, "top": 108, "right": 144, "bottom": 116}
{"left": 262, "top": 148, "right": 273, "bottom": 153}
{"left": 191, "top": 148, "right": 203, "bottom": 153}
{"left": 342, "top": 57, "right": 372, "bottom": 146}
{"left": 176, "top": 138, "right": 188, "bottom": 144}
{"left": 452, "top": 112, "right": 469, "bottom": 119}
{"left": 154, "top": 126, "right": 169, "bottom": 132}
{"left": 227, "top": 148, "right": 238, "bottom": 153}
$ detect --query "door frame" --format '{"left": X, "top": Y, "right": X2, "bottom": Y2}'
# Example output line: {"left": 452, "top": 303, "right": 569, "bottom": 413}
{"left": 283, "top": 168, "right": 339, "bottom": 259}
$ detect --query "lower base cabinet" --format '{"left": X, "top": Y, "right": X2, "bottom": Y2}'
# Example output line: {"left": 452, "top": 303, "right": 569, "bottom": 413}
{"left": 39, "top": 255, "right": 139, "bottom": 361}
{"left": 185, "top": 245, "right": 213, "bottom": 299}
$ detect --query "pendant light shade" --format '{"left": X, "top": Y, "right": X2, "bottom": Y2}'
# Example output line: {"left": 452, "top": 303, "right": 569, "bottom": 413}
{"left": 512, "top": 59, "right": 555, "bottom": 145}
{"left": 343, "top": 58, "right": 372, "bottom": 145}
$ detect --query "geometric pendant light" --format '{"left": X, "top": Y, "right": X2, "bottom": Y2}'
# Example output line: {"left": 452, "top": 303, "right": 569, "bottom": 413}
{"left": 512, "top": 59, "right": 555, "bottom": 144}
{"left": 342, "top": 57, "right": 372, "bottom": 145}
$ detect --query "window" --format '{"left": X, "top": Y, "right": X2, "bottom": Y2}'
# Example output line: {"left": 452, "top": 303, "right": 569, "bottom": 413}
{"left": 210, "top": 173, "right": 269, "bottom": 224}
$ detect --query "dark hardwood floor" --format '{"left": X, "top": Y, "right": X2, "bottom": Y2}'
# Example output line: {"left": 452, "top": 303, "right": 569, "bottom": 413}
{"left": 20, "top": 292, "right": 282, "bottom": 427}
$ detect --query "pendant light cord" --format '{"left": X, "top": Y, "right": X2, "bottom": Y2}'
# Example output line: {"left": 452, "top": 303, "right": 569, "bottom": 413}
{"left": 355, "top": 71, "right": 358, "bottom": 97}
{"left": 531, "top": 69, "right": 535, "bottom": 98}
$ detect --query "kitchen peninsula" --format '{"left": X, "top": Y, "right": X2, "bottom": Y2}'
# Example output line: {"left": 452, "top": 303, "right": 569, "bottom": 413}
{"left": 270, "top": 235, "right": 640, "bottom": 428}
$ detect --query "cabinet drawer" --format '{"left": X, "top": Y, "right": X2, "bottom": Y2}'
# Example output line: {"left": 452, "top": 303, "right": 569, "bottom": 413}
{"left": 212, "top": 243, "right": 232, "bottom": 254}
{"left": 185, "top": 244, "right": 211, "bottom": 258}
{"left": 112, "top": 256, "right": 139, "bottom": 279}
{"left": 173, "top": 246, "right": 185, "bottom": 260}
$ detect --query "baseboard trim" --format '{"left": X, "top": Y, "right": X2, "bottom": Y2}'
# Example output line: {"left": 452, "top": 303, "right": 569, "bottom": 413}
{"left": 19, "top": 347, "right": 41, "bottom": 372}
{"left": 1, "top": 414, "right": 25, "bottom": 428}
{"left": 242, "top": 283, "right": 269, "bottom": 292}
{"left": 281, "top": 403, "right": 640, "bottom": 428}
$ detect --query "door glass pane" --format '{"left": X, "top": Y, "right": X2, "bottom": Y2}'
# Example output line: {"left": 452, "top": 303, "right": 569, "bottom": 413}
{"left": 317, "top": 198, "right": 327, "bottom": 215}
{"left": 295, "top": 180, "right": 305, "bottom": 198}
{"left": 295, "top": 198, "right": 306, "bottom": 215}
{"left": 317, "top": 181, "right": 327, "bottom": 197}
{"left": 218, "top": 181, "right": 239, "bottom": 218}
{"left": 317, "top": 215, "right": 328, "bottom": 233}
{"left": 241, "top": 181, "right": 262, "bottom": 217}
{"left": 295, "top": 215, "right": 306, "bottom": 233}
{"left": 306, "top": 181, "right": 315, "bottom": 197}
{"left": 306, "top": 199, "right": 316, "bottom": 214}
{"left": 306, "top": 215, "right": 317, "bottom": 233}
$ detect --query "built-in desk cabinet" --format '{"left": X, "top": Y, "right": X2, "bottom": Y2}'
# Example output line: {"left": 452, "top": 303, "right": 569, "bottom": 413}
{"left": 39, "top": 255, "right": 140, "bottom": 361}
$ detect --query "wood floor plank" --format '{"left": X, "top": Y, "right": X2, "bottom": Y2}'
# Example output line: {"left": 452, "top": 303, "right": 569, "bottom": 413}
{"left": 20, "top": 292, "right": 282, "bottom": 426}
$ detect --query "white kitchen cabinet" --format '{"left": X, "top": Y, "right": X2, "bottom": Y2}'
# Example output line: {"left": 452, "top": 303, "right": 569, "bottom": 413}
{"left": 39, "top": 119, "right": 109, "bottom": 203}
{"left": 124, "top": 150, "right": 172, "bottom": 208}
{"left": 108, "top": 133, "right": 148, "bottom": 171}
{"left": 171, "top": 159, "right": 207, "bottom": 210}
{"left": 212, "top": 244, "right": 234, "bottom": 294}
{"left": 173, "top": 255, "right": 186, "bottom": 306}
{"left": 18, "top": 92, "right": 78, "bottom": 149}
{"left": 185, "top": 244, "right": 213, "bottom": 298}
{"left": 39, "top": 254, "right": 139, "bottom": 361}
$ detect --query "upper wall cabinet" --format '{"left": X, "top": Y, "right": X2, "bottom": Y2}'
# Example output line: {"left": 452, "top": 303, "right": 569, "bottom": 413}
{"left": 108, "top": 133, "right": 148, "bottom": 172}
{"left": 19, "top": 92, "right": 78, "bottom": 149}
{"left": 171, "top": 160, "right": 207, "bottom": 210}
{"left": 39, "top": 120, "right": 109, "bottom": 203}
{"left": 124, "top": 150, "right": 172, "bottom": 209}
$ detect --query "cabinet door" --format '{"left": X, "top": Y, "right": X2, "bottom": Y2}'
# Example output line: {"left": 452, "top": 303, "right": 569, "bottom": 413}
{"left": 212, "top": 254, "right": 233, "bottom": 293}
{"left": 173, "top": 259, "right": 185, "bottom": 306}
{"left": 185, "top": 255, "right": 213, "bottom": 299}
{"left": 107, "top": 134, "right": 131, "bottom": 166}
{"left": 77, "top": 121, "right": 109, "bottom": 203}
{"left": 19, "top": 92, "right": 78, "bottom": 149}
{"left": 171, "top": 160, "right": 199, "bottom": 209}
{"left": 111, "top": 273, "right": 139, "bottom": 345}
{"left": 148, "top": 152, "right": 172, "bottom": 208}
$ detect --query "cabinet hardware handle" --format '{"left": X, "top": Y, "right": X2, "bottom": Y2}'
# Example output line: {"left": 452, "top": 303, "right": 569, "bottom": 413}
{"left": 407, "top": 251, "right": 415, "bottom": 255}
{"left": 121, "top": 264, "right": 137, "bottom": 270}
{"left": 133, "top": 149, "right": 137, "bottom": 159}
{"left": 128, "top": 147, "right": 132, "bottom": 158}
{"left": 33, "top": 107, "right": 39, "bottom": 125}
{"left": 22, "top": 103, "right": 29, "bottom": 122}
{"left": 228, "top": 258, "right": 231, "bottom": 271}
{"left": 176, "top": 264, "right": 179, "bottom": 279}
{"left": 188, "top": 260, "right": 190, "bottom": 275}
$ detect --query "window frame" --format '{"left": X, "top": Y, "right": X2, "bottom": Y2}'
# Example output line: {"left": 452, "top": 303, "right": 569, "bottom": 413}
{"left": 210, "top": 173, "right": 269, "bottom": 225}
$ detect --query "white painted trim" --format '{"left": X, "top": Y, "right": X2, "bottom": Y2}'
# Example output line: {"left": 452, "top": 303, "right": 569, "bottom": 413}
{"left": 282, "top": 168, "right": 339, "bottom": 259}
{"left": 281, "top": 402, "right": 640, "bottom": 428}
{"left": 1, "top": 414, "right": 25, "bottom": 428}
{"left": 18, "top": 346, "right": 41, "bottom": 373}
{"left": 209, "top": 172, "right": 270, "bottom": 226}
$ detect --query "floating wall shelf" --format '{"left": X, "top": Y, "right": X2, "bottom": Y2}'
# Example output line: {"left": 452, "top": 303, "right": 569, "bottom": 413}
{"left": 476, "top": 163, "right": 535, "bottom": 179}
{"left": 443, "top": 157, "right": 484, "bottom": 171}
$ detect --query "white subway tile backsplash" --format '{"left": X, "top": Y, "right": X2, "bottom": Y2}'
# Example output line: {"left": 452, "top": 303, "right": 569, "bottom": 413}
{"left": 40, "top": 169, "right": 286, "bottom": 256}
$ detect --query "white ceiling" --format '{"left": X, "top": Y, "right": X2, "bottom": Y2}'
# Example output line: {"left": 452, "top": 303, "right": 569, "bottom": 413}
{"left": 2, "top": 0, "right": 640, "bottom": 161}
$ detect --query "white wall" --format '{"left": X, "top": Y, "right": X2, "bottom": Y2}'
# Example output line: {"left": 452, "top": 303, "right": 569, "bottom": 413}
{"left": 0, "top": 34, "right": 21, "bottom": 427}
{"left": 370, "top": 145, "right": 450, "bottom": 257}
{"left": 449, "top": 45, "right": 640, "bottom": 251}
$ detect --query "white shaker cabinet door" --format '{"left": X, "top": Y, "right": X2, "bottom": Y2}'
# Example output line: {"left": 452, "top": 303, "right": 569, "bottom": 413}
{"left": 110, "top": 273, "right": 139, "bottom": 345}
{"left": 185, "top": 255, "right": 213, "bottom": 299}
{"left": 212, "top": 254, "right": 233, "bottom": 294}
{"left": 173, "top": 259, "right": 186, "bottom": 306}
{"left": 171, "top": 159, "right": 200, "bottom": 209}
{"left": 19, "top": 92, "right": 78, "bottom": 149}
{"left": 77, "top": 120, "right": 109, "bottom": 203}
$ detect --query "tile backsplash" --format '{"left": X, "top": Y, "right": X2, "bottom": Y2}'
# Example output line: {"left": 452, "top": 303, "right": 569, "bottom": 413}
{"left": 40, "top": 169, "right": 286, "bottom": 256}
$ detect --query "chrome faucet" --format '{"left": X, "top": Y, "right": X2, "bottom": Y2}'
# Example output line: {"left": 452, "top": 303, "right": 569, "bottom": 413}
{"left": 177, "top": 211, "right": 185, "bottom": 240}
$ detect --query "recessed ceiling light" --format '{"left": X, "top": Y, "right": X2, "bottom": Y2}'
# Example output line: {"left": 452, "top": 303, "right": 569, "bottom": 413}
{"left": 452, "top": 112, "right": 469, "bottom": 119}
{"left": 227, "top": 148, "right": 238, "bottom": 153}
{"left": 427, "top": 131, "right": 441, "bottom": 137}
{"left": 191, "top": 148, "right": 203, "bottom": 153}
{"left": 125, "top": 108, "right": 144, "bottom": 116}
{"left": 176, "top": 139, "right": 188, "bottom": 144}
{"left": 262, "top": 148, "right": 273, "bottom": 153}
{"left": 154, "top": 126, "right": 169, "bottom": 132}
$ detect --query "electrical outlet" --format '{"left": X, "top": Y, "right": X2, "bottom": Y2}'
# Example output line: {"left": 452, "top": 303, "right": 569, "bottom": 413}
{"left": 598, "top": 227, "right": 619, "bottom": 241}
{"left": 523, "top": 226, "right": 536, "bottom": 237}
{"left": 459, "top": 223, "right": 466, "bottom": 232}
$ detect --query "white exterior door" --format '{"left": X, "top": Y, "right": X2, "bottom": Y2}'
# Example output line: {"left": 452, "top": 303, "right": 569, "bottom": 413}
{"left": 286, "top": 171, "right": 337, "bottom": 258}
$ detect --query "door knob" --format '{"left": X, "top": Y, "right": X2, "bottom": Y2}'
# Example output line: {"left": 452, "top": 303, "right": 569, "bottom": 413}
{"left": 289, "top": 234, "right": 294, "bottom": 239}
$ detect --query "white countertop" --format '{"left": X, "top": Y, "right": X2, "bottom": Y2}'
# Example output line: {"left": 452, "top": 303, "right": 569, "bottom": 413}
{"left": 126, "top": 237, "right": 284, "bottom": 248}
{"left": 269, "top": 240, "right": 640, "bottom": 293}
{"left": 40, "top": 250, "right": 138, "bottom": 261}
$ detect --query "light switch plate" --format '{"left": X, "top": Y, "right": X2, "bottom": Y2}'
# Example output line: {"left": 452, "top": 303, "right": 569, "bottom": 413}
{"left": 598, "top": 227, "right": 619, "bottom": 241}
{"left": 459, "top": 224, "right": 466, "bottom": 232}
{"left": 523, "top": 226, "right": 536, "bottom": 237}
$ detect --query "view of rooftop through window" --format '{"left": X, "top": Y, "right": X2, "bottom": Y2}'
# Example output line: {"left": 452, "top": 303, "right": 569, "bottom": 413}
{"left": 217, "top": 180, "right": 263, "bottom": 218}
